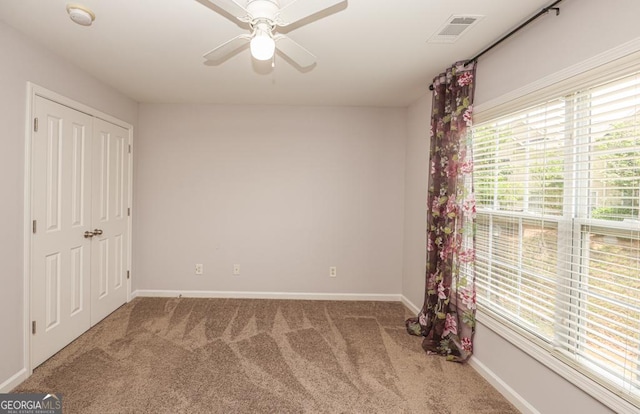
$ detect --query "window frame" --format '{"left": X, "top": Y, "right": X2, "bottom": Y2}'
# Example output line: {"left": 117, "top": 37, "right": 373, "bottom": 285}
{"left": 472, "top": 48, "right": 640, "bottom": 414}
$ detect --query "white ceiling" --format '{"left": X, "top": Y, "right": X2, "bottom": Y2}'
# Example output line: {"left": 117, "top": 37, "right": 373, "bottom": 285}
{"left": 0, "top": 0, "right": 552, "bottom": 107}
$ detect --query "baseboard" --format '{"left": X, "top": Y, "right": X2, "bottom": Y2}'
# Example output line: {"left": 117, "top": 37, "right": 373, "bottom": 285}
{"left": 132, "top": 289, "right": 402, "bottom": 302}
{"left": 400, "top": 295, "right": 421, "bottom": 314}
{"left": 468, "top": 356, "right": 540, "bottom": 414}
{"left": 0, "top": 369, "right": 28, "bottom": 393}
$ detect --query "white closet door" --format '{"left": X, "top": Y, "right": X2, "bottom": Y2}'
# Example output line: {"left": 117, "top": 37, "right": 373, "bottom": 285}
{"left": 31, "top": 96, "right": 93, "bottom": 367}
{"left": 90, "top": 118, "right": 129, "bottom": 325}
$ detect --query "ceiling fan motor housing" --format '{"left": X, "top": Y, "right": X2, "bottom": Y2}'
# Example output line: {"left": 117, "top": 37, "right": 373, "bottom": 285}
{"left": 246, "top": 0, "right": 280, "bottom": 22}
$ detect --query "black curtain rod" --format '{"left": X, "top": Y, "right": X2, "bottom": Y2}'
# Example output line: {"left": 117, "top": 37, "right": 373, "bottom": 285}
{"left": 428, "top": 0, "right": 563, "bottom": 91}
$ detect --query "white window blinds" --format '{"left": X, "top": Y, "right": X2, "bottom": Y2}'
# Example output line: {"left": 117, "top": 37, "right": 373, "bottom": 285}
{"left": 473, "top": 67, "right": 640, "bottom": 406}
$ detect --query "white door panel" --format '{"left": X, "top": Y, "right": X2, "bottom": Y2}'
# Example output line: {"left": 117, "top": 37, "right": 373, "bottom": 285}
{"left": 31, "top": 97, "right": 131, "bottom": 367}
{"left": 90, "top": 118, "right": 129, "bottom": 324}
{"left": 31, "top": 97, "right": 92, "bottom": 367}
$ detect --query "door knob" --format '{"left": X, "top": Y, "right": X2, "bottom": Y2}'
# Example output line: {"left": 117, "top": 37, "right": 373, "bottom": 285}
{"left": 84, "top": 229, "right": 103, "bottom": 238}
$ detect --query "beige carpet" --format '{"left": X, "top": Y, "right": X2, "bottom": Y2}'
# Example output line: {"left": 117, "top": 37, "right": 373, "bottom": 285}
{"left": 15, "top": 297, "right": 518, "bottom": 413}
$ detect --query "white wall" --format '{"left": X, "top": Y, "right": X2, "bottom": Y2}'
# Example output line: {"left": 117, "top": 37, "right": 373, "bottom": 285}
{"left": 133, "top": 104, "right": 406, "bottom": 296}
{"left": 475, "top": 0, "right": 640, "bottom": 105}
{"left": 0, "top": 21, "right": 138, "bottom": 390}
{"left": 401, "top": 94, "right": 431, "bottom": 308}
{"left": 472, "top": 325, "right": 612, "bottom": 413}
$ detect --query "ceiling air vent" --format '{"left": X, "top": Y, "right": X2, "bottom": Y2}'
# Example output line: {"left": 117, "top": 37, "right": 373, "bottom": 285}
{"left": 428, "top": 15, "right": 484, "bottom": 43}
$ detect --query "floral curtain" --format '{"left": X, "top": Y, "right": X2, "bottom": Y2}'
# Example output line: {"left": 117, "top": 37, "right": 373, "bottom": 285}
{"left": 406, "top": 61, "right": 477, "bottom": 362}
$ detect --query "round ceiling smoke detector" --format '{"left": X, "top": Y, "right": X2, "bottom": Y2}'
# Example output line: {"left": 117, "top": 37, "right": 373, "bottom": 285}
{"left": 66, "top": 4, "right": 95, "bottom": 26}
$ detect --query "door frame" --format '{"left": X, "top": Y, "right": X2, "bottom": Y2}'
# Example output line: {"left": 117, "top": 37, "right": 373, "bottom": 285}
{"left": 23, "top": 83, "right": 134, "bottom": 374}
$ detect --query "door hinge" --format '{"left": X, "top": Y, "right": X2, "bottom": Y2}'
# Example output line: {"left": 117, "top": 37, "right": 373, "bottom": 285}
{"left": 32, "top": 220, "right": 37, "bottom": 234}
{"left": 127, "top": 207, "right": 131, "bottom": 217}
{"left": 128, "top": 144, "right": 132, "bottom": 154}
{"left": 32, "top": 321, "right": 36, "bottom": 335}
{"left": 127, "top": 270, "right": 130, "bottom": 280}
{"left": 34, "top": 117, "right": 38, "bottom": 132}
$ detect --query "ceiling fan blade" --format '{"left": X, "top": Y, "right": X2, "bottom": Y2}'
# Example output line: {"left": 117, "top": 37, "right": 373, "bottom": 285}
{"left": 203, "top": 0, "right": 250, "bottom": 21}
{"left": 203, "top": 34, "right": 251, "bottom": 64}
{"left": 274, "top": 35, "right": 316, "bottom": 68}
{"left": 276, "top": 0, "right": 345, "bottom": 26}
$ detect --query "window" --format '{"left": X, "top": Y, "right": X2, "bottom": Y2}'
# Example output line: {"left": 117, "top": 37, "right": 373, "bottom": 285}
{"left": 473, "top": 65, "right": 640, "bottom": 408}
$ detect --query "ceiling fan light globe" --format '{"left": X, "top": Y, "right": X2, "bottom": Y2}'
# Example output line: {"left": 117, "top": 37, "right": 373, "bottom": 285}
{"left": 250, "top": 35, "right": 275, "bottom": 61}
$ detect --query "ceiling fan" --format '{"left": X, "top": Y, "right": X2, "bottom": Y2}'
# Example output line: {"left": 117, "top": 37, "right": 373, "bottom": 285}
{"left": 201, "top": 0, "right": 346, "bottom": 68}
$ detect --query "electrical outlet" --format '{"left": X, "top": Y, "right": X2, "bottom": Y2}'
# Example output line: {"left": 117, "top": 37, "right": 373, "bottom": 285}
{"left": 329, "top": 266, "right": 337, "bottom": 277}
{"left": 195, "top": 263, "right": 203, "bottom": 275}
{"left": 233, "top": 264, "right": 240, "bottom": 275}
